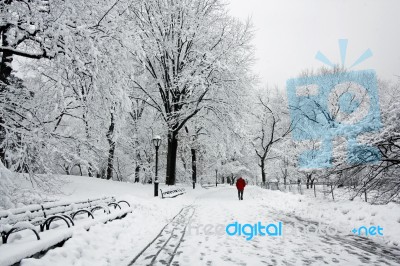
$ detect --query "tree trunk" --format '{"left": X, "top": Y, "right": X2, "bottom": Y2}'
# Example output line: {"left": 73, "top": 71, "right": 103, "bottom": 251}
{"left": 191, "top": 148, "right": 196, "bottom": 189}
{"left": 78, "top": 164, "right": 83, "bottom": 176}
{"left": 0, "top": 115, "right": 6, "bottom": 166}
{"left": 284, "top": 168, "right": 287, "bottom": 186}
{"left": 306, "top": 174, "right": 312, "bottom": 189}
{"left": 133, "top": 119, "right": 141, "bottom": 183}
{"left": 0, "top": 31, "right": 13, "bottom": 83}
{"left": 88, "top": 163, "right": 94, "bottom": 177}
{"left": 0, "top": 30, "right": 12, "bottom": 165}
{"left": 63, "top": 164, "right": 70, "bottom": 175}
{"left": 166, "top": 131, "right": 178, "bottom": 185}
{"left": 261, "top": 160, "right": 266, "bottom": 184}
{"left": 134, "top": 164, "right": 140, "bottom": 183}
{"left": 106, "top": 143, "right": 115, "bottom": 180}
{"left": 134, "top": 145, "right": 141, "bottom": 183}
{"left": 106, "top": 112, "right": 115, "bottom": 180}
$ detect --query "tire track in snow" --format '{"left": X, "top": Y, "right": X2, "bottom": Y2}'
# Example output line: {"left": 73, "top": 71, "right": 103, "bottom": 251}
{"left": 128, "top": 205, "right": 196, "bottom": 266}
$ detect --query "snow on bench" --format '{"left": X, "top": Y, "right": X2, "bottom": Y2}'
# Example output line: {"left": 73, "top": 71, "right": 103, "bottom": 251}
{"left": 0, "top": 207, "right": 133, "bottom": 266}
{"left": 159, "top": 188, "right": 186, "bottom": 199}
{"left": 201, "top": 184, "right": 216, "bottom": 189}
{"left": 0, "top": 196, "right": 131, "bottom": 244}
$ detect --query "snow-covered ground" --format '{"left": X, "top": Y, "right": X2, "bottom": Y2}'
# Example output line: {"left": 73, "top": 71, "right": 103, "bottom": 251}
{"left": 1, "top": 175, "right": 400, "bottom": 265}
{"left": 257, "top": 187, "right": 400, "bottom": 247}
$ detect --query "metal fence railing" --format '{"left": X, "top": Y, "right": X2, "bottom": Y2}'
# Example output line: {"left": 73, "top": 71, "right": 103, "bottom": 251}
{"left": 258, "top": 182, "right": 337, "bottom": 200}
{"left": 259, "top": 181, "right": 400, "bottom": 203}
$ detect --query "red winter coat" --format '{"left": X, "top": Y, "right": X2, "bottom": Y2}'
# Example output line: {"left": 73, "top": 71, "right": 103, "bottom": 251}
{"left": 236, "top": 178, "right": 246, "bottom": 190}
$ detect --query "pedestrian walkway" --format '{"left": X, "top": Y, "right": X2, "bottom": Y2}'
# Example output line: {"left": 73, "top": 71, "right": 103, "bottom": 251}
{"left": 129, "top": 187, "right": 400, "bottom": 265}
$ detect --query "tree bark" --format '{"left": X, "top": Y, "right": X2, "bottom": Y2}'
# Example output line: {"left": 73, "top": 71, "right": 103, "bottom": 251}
{"left": 191, "top": 148, "right": 196, "bottom": 189}
{"left": 261, "top": 160, "right": 266, "bottom": 184}
{"left": 82, "top": 109, "right": 95, "bottom": 177}
{"left": 87, "top": 163, "right": 94, "bottom": 177}
{"left": 284, "top": 169, "right": 287, "bottom": 186}
{"left": 134, "top": 164, "right": 140, "bottom": 183}
{"left": 0, "top": 30, "right": 13, "bottom": 84}
{"left": 306, "top": 173, "right": 312, "bottom": 189}
{"left": 134, "top": 143, "right": 141, "bottom": 183}
{"left": 166, "top": 131, "right": 178, "bottom": 185}
{"left": 0, "top": 115, "right": 6, "bottom": 166}
{"left": 0, "top": 29, "right": 12, "bottom": 165}
{"left": 133, "top": 116, "right": 142, "bottom": 183}
{"left": 106, "top": 112, "right": 115, "bottom": 180}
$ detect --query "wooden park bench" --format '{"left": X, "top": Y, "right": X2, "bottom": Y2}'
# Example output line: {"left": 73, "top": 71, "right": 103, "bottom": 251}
{"left": 201, "top": 184, "right": 216, "bottom": 189}
{"left": 159, "top": 188, "right": 186, "bottom": 199}
{"left": 0, "top": 196, "right": 131, "bottom": 244}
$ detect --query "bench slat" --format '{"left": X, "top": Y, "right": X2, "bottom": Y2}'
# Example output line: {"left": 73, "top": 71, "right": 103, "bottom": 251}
{"left": 160, "top": 188, "right": 186, "bottom": 199}
{"left": 0, "top": 196, "right": 120, "bottom": 243}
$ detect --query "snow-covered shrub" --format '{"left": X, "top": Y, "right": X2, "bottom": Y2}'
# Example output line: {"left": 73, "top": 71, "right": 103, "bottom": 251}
{"left": 0, "top": 162, "right": 14, "bottom": 209}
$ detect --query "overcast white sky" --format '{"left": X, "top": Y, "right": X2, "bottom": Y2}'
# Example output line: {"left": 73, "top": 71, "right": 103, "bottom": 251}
{"left": 227, "top": 0, "right": 400, "bottom": 88}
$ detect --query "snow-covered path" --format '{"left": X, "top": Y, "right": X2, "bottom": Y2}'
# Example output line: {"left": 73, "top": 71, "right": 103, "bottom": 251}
{"left": 128, "top": 205, "right": 196, "bottom": 265}
{"left": 130, "top": 186, "right": 400, "bottom": 266}
{"left": 19, "top": 183, "right": 400, "bottom": 266}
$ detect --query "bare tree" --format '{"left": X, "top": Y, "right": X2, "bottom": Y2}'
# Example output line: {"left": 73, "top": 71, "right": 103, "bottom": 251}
{"left": 253, "top": 96, "right": 293, "bottom": 184}
{"left": 127, "top": 0, "right": 253, "bottom": 185}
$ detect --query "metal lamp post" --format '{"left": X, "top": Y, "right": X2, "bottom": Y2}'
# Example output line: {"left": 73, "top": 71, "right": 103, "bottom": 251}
{"left": 152, "top": 136, "right": 161, "bottom": 197}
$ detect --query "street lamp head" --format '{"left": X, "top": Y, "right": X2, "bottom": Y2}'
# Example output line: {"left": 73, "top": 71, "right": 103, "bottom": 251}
{"left": 152, "top": 135, "right": 162, "bottom": 148}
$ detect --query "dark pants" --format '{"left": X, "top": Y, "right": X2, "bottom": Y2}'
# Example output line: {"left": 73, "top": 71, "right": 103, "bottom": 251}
{"left": 238, "top": 190, "right": 244, "bottom": 200}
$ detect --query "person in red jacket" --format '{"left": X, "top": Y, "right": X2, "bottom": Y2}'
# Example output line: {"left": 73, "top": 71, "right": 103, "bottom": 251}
{"left": 236, "top": 177, "right": 246, "bottom": 200}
